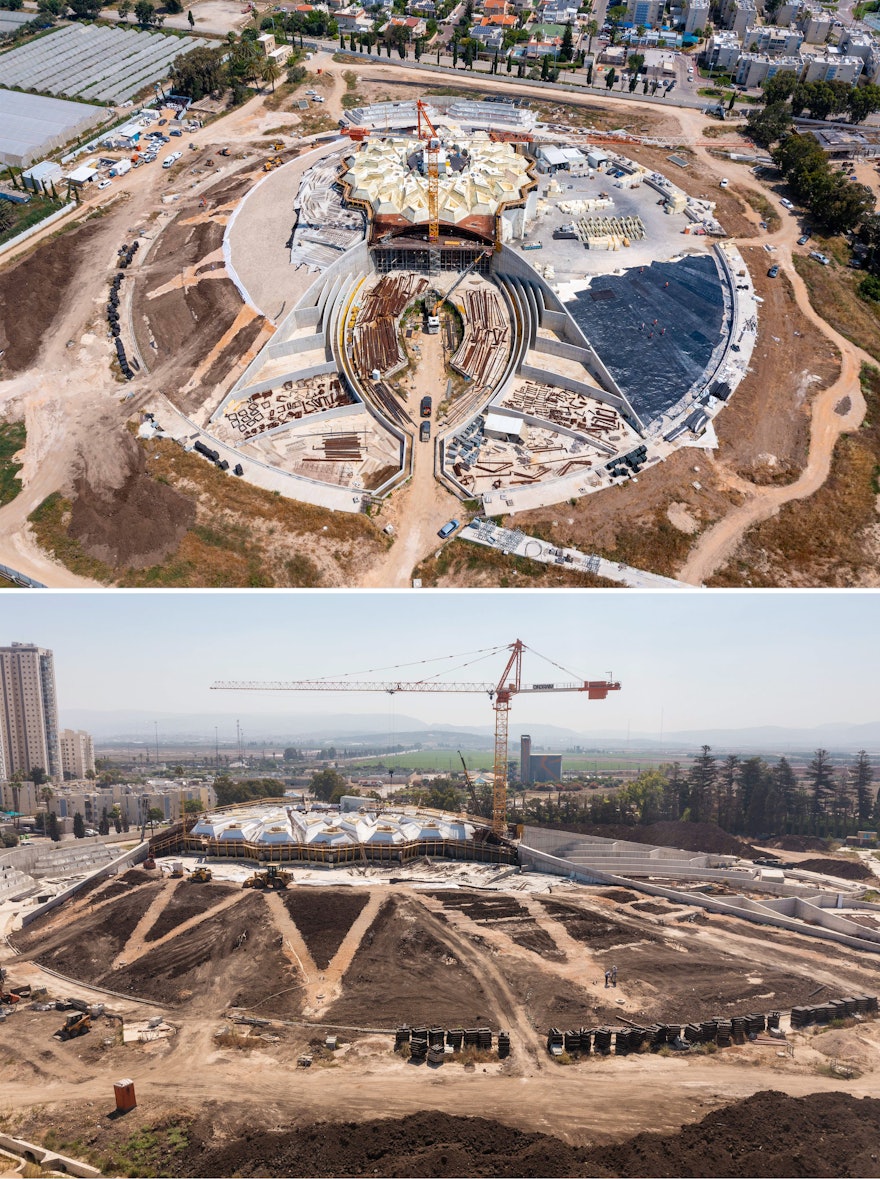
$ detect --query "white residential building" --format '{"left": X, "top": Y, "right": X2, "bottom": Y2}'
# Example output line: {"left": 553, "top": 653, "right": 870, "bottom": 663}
{"left": 727, "top": 0, "right": 758, "bottom": 37}
{"left": 707, "top": 30, "right": 742, "bottom": 68}
{"left": 801, "top": 52, "right": 864, "bottom": 83}
{"left": 734, "top": 51, "right": 801, "bottom": 86}
{"left": 683, "top": 0, "right": 710, "bottom": 33}
{"left": 59, "top": 729, "right": 95, "bottom": 780}
{"left": 743, "top": 25, "right": 803, "bottom": 55}
{"left": 797, "top": 4, "right": 831, "bottom": 43}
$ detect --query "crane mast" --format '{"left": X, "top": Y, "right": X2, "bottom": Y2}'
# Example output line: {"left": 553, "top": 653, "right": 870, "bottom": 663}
{"left": 417, "top": 99, "right": 440, "bottom": 244}
{"left": 212, "top": 640, "right": 620, "bottom": 835}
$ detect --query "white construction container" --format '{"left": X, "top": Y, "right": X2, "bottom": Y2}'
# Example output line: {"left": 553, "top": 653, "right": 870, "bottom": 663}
{"left": 109, "top": 158, "right": 131, "bottom": 177}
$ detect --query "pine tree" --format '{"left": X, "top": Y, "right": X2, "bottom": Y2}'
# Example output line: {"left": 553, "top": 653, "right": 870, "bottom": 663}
{"left": 73, "top": 812, "right": 85, "bottom": 839}
{"left": 47, "top": 812, "right": 61, "bottom": 842}
{"left": 686, "top": 745, "right": 717, "bottom": 824}
{"left": 853, "top": 750, "right": 874, "bottom": 827}
{"left": 807, "top": 748, "right": 834, "bottom": 828}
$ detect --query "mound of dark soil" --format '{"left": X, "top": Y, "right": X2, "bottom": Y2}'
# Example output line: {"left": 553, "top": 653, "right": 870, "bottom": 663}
{"left": 68, "top": 430, "right": 194, "bottom": 569}
{"left": 281, "top": 888, "right": 369, "bottom": 970}
{"left": 176, "top": 1092, "right": 880, "bottom": 1177}
{"left": 179, "top": 1110, "right": 587, "bottom": 1178}
{"left": 535, "top": 821, "right": 754, "bottom": 858}
{"left": 790, "top": 857, "right": 875, "bottom": 881}
{"left": 0, "top": 222, "right": 102, "bottom": 375}
{"left": 762, "top": 835, "right": 831, "bottom": 853}
{"left": 584, "top": 1090, "right": 880, "bottom": 1177}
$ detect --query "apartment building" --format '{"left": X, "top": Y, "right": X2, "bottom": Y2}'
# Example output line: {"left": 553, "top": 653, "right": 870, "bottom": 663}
{"left": 59, "top": 729, "right": 95, "bottom": 780}
{"left": 683, "top": 0, "right": 710, "bottom": 34}
{"left": 707, "top": 30, "right": 743, "bottom": 69}
{"left": 801, "top": 51, "right": 863, "bottom": 83}
{"left": 0, "top": 642, "right": 62, "bottom": 782}
{"left": 743, "top": 24, "right": 803, "bottom": 55}
{"left": 734, "top": 51, "right": 801, "bottom": 85}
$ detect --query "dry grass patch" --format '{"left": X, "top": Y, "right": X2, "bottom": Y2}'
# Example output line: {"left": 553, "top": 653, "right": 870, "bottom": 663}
{"left": 29, "top": 438, "right": 389, "bottom": 587}
{"left": 709, "top": 364, "right": 880, "bottom": 587}
{"left": 794, "top": 254, "right": 880, "bottom": 365}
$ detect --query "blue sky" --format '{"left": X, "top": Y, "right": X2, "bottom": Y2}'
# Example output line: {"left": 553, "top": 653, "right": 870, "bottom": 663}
{"left": 3, "top": 591, "right": 878, "bottom": 734}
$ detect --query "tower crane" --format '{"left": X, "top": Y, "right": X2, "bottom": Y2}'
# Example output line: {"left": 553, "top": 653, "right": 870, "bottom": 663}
{"left": 416, "top": 99, "right": 440, "bottom": 244}
{"left": 211, "top": 640, "right": 620, "bottom": 836}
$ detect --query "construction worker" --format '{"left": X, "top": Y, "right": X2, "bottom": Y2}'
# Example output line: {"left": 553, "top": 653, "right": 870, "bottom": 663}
{"left": 604, "top": 969, "right": 611, "bottom": 988}
{"left": 611, "top": 965, "right": 618, "bottom": 987}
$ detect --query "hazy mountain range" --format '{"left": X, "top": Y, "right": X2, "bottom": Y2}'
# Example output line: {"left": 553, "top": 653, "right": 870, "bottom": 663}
{"left": 62, "top": 710, "right": 880, "bottom": 754}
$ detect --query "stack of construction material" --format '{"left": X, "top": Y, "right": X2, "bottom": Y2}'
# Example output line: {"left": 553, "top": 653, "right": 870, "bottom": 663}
{"left": 410, "top": 1029, "right": 428, "bottom": 1060}
{"left": 615, "top": 1028, "right": 631, "bottom": 1054}
{"left": 715, "top": 1019, "right": 732, "bottom": 1047}
{"left": 594, "top": 1027, "right": 612, "bottom": 1054}
{"left": 428, "top": 1028, "right": 445, "bottom": 1048}
{"left": 446, "top": 1028, "right": 464, "bottom": 1050}
{"left": 731, "top": 1016, "right": 747, "bottom": 1045}
{"left": 564, "top": 1029, "right": 580, "bottom": 1053}
{"left": 427, "top": 1043, "right": 446, "bottom": 1065}
{"left": 579, "top": 1028, "right": 593, "bottom": 1054}
{"left": 746, "top": 1013, "right": 766, "bottom": 1035}
{"left": 684, "top": 1022, "right": 703, "bottom": 1043}
{"left": 700, "top": 1018, "right": 717, "bottom": 1042}
{"left": 478, "top": 1028, "right": 492, "bottom": 1051}
{"left": 395, "top": 1027, "right": 411, "bottom": 1049}
{"left": 767, "top": 1011, "right": 781, "bottom": 1030}
{"left": 497, "top": 1032, "right": 510, "bottom": 1059}
{"left": 546, "top": 1028, "right": 564, "bottom": 1056}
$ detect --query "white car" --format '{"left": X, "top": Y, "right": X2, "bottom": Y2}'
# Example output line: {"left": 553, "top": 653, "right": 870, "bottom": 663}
{"left": 719, "top": 178, "right": 729, "bottom": 187}
{"left": 780, "top": 198, "right": 793, "bottom": 209}
{"left": 312, "top": 94, "right": 325, "bottom": 103}
{"left": 98, "top": 179, "right": 112, "bottom": 189}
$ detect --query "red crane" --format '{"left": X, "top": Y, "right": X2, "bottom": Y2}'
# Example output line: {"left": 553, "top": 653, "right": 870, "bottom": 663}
{"left": 212, "top": 640, "right": 620, "bottom": 835}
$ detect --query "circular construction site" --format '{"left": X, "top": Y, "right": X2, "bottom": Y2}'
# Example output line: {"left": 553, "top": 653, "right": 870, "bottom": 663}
{"left": 7, "top": 813, "right": 880, "bottom": 1175}
{"left": 140, "top": 98, "right": 756, "bottom": 518}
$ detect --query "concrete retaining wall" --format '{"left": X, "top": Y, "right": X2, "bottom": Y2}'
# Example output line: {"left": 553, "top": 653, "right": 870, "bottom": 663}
{"left": 19, "top": 841, "right": 148, "bottom": 928}
{"left": 0, "top": 202, "right": 76, "bottom": 261}
{"left": 518, "top": 843, "right": 880, "bottom": 955}
{"left": 0, "top": 1133, "right": 101, "bottom": 1178}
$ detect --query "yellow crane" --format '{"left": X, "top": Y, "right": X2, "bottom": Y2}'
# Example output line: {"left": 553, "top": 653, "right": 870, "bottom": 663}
{"left": 212, "top": 639, "right": 620, "bottom": 836}
{"left": 417, "top": 99, "right": 440, "bottom": 244}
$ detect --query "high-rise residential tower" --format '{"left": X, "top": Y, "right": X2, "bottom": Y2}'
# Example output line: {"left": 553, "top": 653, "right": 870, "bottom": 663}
{"left": 0, "top": 642, "right": 62, "bottom": 782}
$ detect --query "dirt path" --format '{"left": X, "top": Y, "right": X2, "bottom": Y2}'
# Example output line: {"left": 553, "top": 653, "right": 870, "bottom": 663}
{"left": 263, "top": 891, "right": 320, "bottom": 991}
{"left": 3, "top": 1051, "right": 877, "bottom": 1146}
{"left": 110, "top": 880, "right": 183, "bottom": 969}
{"left": 414, "top": 895, "right": 548, "bottom": 1069}
{"left": 114, "top": 891, "right": 247, "bottom": 968}
{"left": 665, "top": 130, "right": 870, "bottom": 584}
{"left": 360, "top": 325, "right": 461, "bottom": 586}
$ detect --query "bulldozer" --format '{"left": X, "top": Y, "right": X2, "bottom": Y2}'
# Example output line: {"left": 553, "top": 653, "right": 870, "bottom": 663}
{"left": 242, "top": 864, "right": 291, "bottom": 890}
{"left": 54, "top": 1012, "right": 91, "bottom": 1042}
{"left": 188, "top": 866, "right": 213, "bottom": 883}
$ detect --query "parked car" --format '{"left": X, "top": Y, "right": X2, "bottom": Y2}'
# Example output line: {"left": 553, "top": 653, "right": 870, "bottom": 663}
{"left": 437, "top": 519, "right": 459, "bottom": 539}
{"left": 719, "top": 178, "right": 729, "bottom": 188}
{"left": 779, "top": 198, "right": 793, "bottom": 209}
{"left": 767, "top": 265, "right": 779, "bottom": 278}
{"left": 420, "top": 421, "right": 431, "bottom": 442}
{"left": 98, "top": 179, "right": 112, "bottom": 189}
{"left": 797, "top": 233, "right": 811, "bottom": 245}
{"left": 810, "top": 251, "right": 831, "bottom": 266}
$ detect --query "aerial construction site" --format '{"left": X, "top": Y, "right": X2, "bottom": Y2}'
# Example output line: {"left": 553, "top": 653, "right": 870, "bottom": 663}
{"left": 4, "top": 638, "right": 880, "bottom": 1175}
{"left": 0, "top": 49, "right": 873, "bottom": 589}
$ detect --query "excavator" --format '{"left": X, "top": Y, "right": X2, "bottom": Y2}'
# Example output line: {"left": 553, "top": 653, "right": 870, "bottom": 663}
{"left": 243, "top": 864, "right": 292, "bottom": 890}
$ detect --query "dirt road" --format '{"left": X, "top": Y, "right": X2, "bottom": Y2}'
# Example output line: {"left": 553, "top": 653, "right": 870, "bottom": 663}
{"left": 361, "top": 321, "right": 461, "bottom": 586}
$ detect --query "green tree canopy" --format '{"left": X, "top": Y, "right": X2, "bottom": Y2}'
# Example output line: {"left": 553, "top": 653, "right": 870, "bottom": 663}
{"left": 310, "top": 767, "right": 348, "bottom": 802}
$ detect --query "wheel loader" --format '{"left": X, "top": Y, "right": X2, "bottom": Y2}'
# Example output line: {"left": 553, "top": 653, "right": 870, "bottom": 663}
{"left": 242, "top": 864, "right": 291, "bottom": 890}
